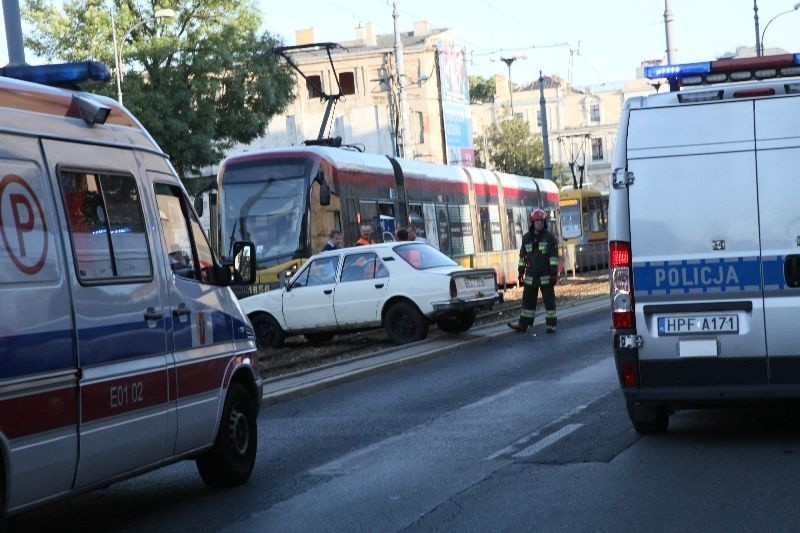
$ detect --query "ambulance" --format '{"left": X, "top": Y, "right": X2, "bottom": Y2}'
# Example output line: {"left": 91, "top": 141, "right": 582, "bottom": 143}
{"left": 609, "top": 53, "right": 800, "bottom": 433}
{"left": 0, "top": 61, "right": 261, "bottom": 518}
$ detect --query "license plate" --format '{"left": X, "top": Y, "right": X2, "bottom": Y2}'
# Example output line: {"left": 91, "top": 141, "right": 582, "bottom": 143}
{"left": 463, "top": 277, "right": 486, "bottom": 288}
{"left": 657, "top": 314, "right": 739, "bottom": 336}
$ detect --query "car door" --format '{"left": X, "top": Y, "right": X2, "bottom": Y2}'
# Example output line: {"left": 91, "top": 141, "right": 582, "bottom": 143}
{"left": 42, "top": 140, "right": 173, "bottom": 488}
{"left": 334, "top": 251, "right": 388, "bottom": 326}
{"left": 282, "top": 255, "right": 339, "bottom": 329}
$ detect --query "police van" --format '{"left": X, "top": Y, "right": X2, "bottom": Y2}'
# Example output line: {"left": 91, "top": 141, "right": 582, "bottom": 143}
{"left": 609, "top": 53, "right": 800, "bottom": 433}
{"left": 0, "top": 61, "right": 261, "bottom": 518}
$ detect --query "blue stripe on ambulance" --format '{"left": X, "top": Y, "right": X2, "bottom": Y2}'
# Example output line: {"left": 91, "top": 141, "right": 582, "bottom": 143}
{"left": 632, "top": 256, "right": 785, "bottom": 295}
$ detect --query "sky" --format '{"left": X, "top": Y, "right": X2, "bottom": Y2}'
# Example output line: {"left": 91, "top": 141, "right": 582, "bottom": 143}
{"left": 3, "top": 0, "right": 800, "bottom": 88}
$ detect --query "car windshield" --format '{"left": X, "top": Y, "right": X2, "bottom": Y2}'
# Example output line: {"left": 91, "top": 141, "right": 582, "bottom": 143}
{"left": 395, "top": 243, "right": 457, "bottom": 269}
{"left": 219, "top": 158, "right": 311, "bottom": 263}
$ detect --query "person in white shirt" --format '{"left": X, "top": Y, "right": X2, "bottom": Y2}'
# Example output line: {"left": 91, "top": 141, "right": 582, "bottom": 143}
{"left": 407, "top": 225, "right": 427, "bottom": 243}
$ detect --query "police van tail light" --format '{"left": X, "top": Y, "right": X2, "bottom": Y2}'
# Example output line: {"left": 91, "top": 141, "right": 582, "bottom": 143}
{"left": 610, "top": 240, "right": 635, "bottom": 330}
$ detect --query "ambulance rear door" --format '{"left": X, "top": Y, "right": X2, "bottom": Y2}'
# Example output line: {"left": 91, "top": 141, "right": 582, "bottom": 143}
{"left": 0, "top": 134, "right": 78, "bottom": 510}
{"left": 625, "top": 100, "right": 767, "bottom": 386}
{"left": 754, "top": 95, "right": 800, "bottom": 384}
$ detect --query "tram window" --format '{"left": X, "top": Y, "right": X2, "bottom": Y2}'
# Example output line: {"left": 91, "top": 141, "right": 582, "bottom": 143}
{"left": 409, "top": 204, "right": 425, "bottom": 239}
{"left": 479, "top": 207, "right": 492, "bottom": 252}
{"left": 506, "top": 209, "right": 517, "bottom": 248}
{"left": 436, "top": 205, "right": 451, "bottom": 256}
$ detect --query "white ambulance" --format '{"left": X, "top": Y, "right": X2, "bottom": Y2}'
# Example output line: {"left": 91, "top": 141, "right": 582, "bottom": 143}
{"left": 609, "top": 53, "right": 800, "bottom": 433}
{"left": 0, "top": 61, "right": 261, "bottom": 518}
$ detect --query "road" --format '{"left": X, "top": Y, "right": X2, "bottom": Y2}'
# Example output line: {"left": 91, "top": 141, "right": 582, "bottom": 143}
{"left": 14, "top": 307, "right": 800, "bottom": 532}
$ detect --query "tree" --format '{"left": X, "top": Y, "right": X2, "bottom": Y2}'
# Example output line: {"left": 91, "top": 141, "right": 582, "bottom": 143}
{"left": 469, "top": 75, "right": 495, "bottom": 104}
{"left": 23, "top": 0, "right": 295, "bottom": 181}
{"left": 474, "top": 107, "right": 545, "bottom": 177}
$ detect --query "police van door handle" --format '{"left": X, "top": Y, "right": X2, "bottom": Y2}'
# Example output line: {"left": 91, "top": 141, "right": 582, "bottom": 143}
{"left": 144, "top": 307, "right": 164, "bottom": 321}
{"left": 172, "top": 303, "right": 191, "bottom": 317}
{"left": 324, "top": 289, "right": 333, "bottom": 295}
{"left": 374, "top": 283, "right": 385, "bottom": 288}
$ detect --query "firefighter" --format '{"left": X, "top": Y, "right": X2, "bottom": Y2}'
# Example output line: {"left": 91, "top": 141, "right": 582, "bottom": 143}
{"left": 508, "top": 208, "right": 559, "bottom": 333}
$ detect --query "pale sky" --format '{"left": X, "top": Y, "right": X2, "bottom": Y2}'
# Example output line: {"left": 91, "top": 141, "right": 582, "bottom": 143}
{"left": 3, "top": 0, "right": 800, "bottom": 88}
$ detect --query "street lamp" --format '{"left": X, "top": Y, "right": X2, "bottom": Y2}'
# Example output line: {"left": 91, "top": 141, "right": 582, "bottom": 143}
{"left": 493, "top": 55, "right": 526, "bottom": 116}
{"left": 760, "top": 3, "right": 800, "bottom": 55}
{"left": 111, "top": 7, "right": 175, "bottom": 104}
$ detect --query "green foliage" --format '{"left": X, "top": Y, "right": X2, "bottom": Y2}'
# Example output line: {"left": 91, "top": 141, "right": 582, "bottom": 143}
{"left": 23, "top": 0, "right": 295, "bottom": 180}
{"left": 469, "top": 75, "right": 495, "bottom": 104}
{"left": 473, "top": 107, "right": 546, "bottom": 178}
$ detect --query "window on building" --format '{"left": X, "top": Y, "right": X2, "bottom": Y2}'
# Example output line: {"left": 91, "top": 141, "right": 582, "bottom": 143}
{"left": 307, "top": 75, "right": 323, "bottom": 98}
{"left": 514, "top": 112, "right": 524, "bottom": 121}
{"left": 416, "top": 111, "right": 425, "bottom": 144}
{"left": 339, "top": 72, "right": 356, "bottom": 95}
{"left": 592, "top": 137, "right": 604, "bottom": 161}
{"left": 590, "top": 103, "right": 601, "bottom": 122}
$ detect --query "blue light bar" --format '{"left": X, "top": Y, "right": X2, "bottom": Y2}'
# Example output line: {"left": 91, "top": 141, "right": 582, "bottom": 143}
{"left": 644, "top": 62, "right": 711, "bottom": 80}
{"left": 0, "top": 61, "right": 111, "bottom": 88}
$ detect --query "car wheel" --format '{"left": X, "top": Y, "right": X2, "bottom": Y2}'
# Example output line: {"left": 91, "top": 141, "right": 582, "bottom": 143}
{"left": 626, "top": 400, "right": 669, "bottom": 434}
{"left": 196, "top": 382, "right": 257, "bottom": 488}
{"left": 384, "top": 302, "right": 429, "bottom": 344}
{"left": 304, "top": 331, "right": 335, "bottom": 344}
{"left": 251, "top": 313, "right": 285, "bottom": 349}
{"left": 435, "top": 309, "right": 476, "bottom": 334}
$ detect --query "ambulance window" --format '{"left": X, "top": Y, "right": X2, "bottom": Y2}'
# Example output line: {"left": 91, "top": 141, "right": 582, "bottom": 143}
{"left": 59, "top": 170, "right": 152, "bottom": 282}
{"left": 154, "top": 183, "right": 217, "bottom": 284}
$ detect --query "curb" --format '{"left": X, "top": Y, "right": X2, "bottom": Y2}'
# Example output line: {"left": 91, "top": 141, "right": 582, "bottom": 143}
{"left": 261, "top": 296, "right": 609, "bottom": 405}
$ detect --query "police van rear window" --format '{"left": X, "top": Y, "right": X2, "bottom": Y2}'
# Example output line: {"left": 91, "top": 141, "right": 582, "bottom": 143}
{"left": 59, "top": 170, "right": 152, "bottom": 282}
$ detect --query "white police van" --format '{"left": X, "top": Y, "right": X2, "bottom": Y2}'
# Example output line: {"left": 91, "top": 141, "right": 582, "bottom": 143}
{"left": 610, "top": 53, "right": 800, "bottom": 433}
{"left": 0, "top": 61, "right": 261, "bottom": 518}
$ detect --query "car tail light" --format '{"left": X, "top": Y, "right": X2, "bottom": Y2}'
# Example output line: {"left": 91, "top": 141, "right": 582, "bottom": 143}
{"left": 609, "top": 240, "right": 635, "bottom": 330}
{"left": 450, "top": 278, "right": 457, "bottom": 298}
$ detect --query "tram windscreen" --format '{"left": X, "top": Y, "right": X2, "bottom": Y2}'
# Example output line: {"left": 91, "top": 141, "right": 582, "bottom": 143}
{"left": 220, "top": 158, "right": 312, "bottom": 263}
{"left": 559, "top": 202, "right": 582, "bottom": 240}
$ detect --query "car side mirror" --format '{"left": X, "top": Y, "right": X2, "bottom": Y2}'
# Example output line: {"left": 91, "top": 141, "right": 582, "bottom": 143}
{"left": 283, "top": 269, "right": 294, "bottom": 290}
{"left": 232, "top": 241, "right": 256, "bottom": 284}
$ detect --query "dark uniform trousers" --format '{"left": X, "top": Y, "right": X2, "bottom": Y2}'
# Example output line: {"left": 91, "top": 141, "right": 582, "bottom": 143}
{"left": 518, "top": 229, "right": 558, "bottom": 331}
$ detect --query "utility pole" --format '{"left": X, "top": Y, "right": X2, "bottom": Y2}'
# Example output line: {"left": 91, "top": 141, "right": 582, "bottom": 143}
{"left": 754, "top": 0, "right": 762, "bottom": 56}
{"left": 393, "top": 1, "right": 413, "bottom": 158}
{"left": 663, "top": 0, "right": 677, "bottom": 64}
{"left": 2, "top": 0, "right": 27, "bottom": 64}
{"left": 539, "top": 71, "right": 553, "bottom": 181}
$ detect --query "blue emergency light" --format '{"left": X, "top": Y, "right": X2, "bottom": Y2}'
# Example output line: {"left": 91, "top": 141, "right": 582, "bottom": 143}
{"left": 0, "top": 61, "right": 111, "bottom": 89}
{"left": 645, "top": 53, "right": 800, "bottom": 91}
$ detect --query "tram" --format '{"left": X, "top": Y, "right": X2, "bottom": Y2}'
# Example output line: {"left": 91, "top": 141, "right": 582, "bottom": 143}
{"left": 558, "top": 187, "right": 608, "bottom": 274}
{"left": 201, "top": 146, "right": 560, "bottom": 292}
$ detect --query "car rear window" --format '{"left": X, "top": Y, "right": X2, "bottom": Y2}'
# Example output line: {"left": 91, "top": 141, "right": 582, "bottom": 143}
{"left": 395, "top": 244, "right": 456, "bottom": 269}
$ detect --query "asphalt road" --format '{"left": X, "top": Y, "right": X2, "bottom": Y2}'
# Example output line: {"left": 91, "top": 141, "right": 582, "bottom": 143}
{"left": 14, "top": 302, "right": 800, "bottom": 532}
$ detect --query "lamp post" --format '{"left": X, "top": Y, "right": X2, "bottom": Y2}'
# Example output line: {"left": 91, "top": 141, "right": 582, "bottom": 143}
{"left": 111, "top": 7, "right": 175, "bottom": 104}
{"left": 495, "top": 55, "right": 526, "bottom": 116}
{"left": 760, "top": 3, "right": 800, "bottom": 55}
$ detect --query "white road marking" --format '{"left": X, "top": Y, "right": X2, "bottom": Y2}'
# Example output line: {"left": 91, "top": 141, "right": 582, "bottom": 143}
{"left": 512, "top": 423, "right": 583, "bottom": 458}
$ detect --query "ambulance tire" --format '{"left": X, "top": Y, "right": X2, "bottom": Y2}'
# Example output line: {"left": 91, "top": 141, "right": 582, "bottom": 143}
{"left": 251, "top": 313, "right": 285, "bottom": 349}
{"left": 385, "top": 301, "right": 429, "bottom": 344}
{"left": 196, "top": 382, "right": 257, "bottom": 488}
{"left": 626, "top": 400, "right": 669, "bottom": 434}
{"left": 435, "top": 309, "right": 476, "bottom": 334}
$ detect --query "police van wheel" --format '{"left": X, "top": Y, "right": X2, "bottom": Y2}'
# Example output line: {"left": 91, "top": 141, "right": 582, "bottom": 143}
{"left": 626, "top": 400, "right": 669, "bottom": 435}
{"left": 251, "top": 314, "right": 285, "bottom": 349}
{"left": 196, "top": 383, "right": 257, "bottom": 488}
{"left": 385, "top": 302, "right": 429, "bottom": 344}
{"left": 435, "top": 310, "right": 476, "bottom": 334}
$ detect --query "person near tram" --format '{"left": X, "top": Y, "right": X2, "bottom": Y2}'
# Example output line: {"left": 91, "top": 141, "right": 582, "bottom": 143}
{"left": 508, "top": 208, "right": 559, "bottom": 334}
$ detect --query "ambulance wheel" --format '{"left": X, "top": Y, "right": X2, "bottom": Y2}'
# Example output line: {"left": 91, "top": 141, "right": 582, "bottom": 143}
{"left": 385, "top": 302, "right": 429, "bottom": 344}
{"left": 626, "top": 400, "right": 669, "bottom": 435}
{"left": 251, "top": 313, "right": 285, "bottom": 349}
{"left": 196, "top": 382, "right": 257, "bottom": 488}
{"left": 435, "top": 310, "right": 476, "bottom": 333}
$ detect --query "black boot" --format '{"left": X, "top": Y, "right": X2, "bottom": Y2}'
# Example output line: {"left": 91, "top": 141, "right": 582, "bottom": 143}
{"left": 507, "top": 321, "right": 527, "bottom": 333}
